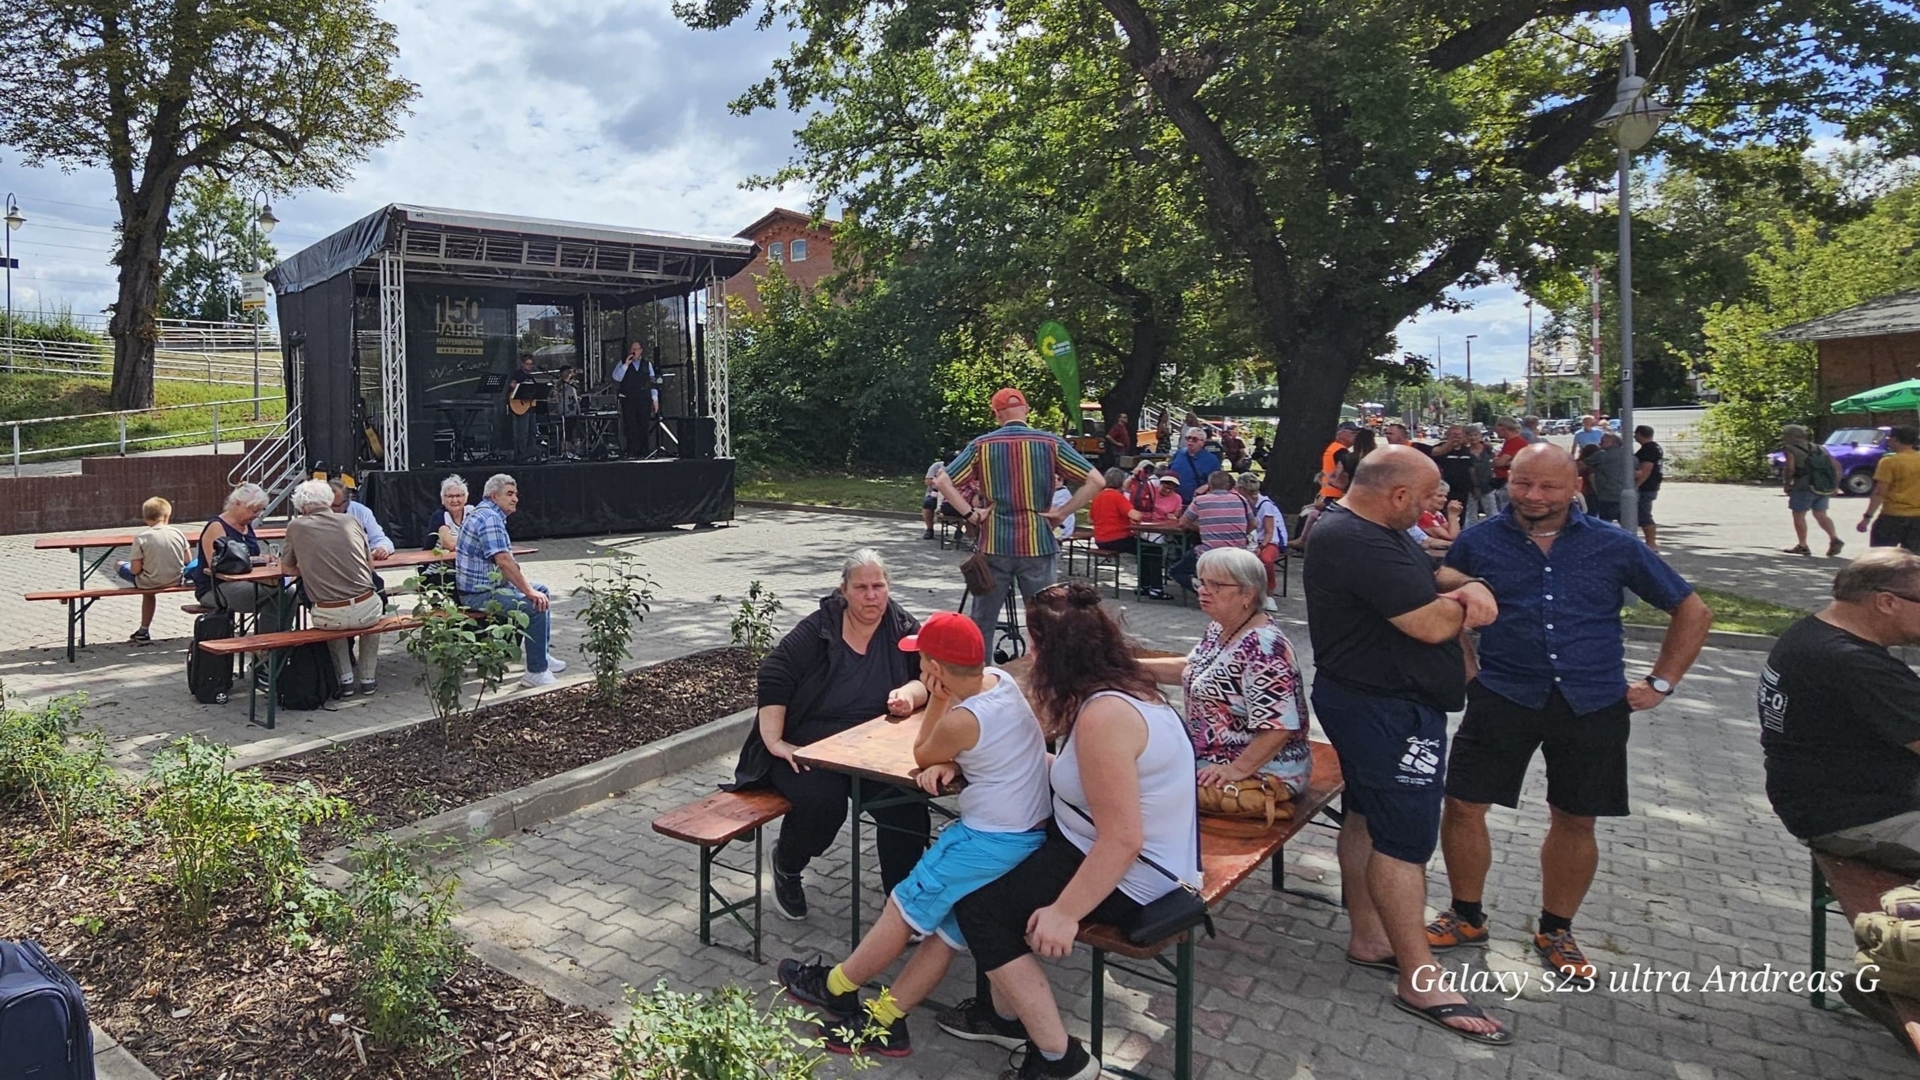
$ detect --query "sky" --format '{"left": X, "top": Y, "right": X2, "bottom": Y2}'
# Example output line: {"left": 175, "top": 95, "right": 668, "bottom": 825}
{"left": 6, "top": 0, "right": 1573, "bottom": 385}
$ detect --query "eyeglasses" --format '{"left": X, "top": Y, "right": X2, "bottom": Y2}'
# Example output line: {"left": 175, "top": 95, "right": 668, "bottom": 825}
{"left": 1035, "top": 583, "right": 1070, "bottom": 600}
{"left": 1880, "top": 590, "right": 1920, "bottom": 605}
{"left": 1195, "top": 578, "right": 1243, "bottom": 592}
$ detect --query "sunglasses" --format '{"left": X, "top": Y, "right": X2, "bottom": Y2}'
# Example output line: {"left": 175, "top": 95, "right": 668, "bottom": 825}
{"left": 1881, "top": 590, "right": 1920, "bottom": 605}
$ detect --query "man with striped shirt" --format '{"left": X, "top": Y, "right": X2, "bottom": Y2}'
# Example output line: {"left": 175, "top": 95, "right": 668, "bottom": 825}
{"left": 1168, "top": 471, "right": 1253, "bottom": 595}
{"left": 935, "top": 387, "right": 1103, "bottom": 647}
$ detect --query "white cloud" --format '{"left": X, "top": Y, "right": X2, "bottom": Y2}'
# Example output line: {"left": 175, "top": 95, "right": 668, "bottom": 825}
{"left": 1398, "top": 281, "right": 1550, "bottom": 384}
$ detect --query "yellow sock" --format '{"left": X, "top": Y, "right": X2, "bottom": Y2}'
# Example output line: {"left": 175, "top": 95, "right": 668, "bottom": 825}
{"left": 869, "top": 990, "right": 907, "bottom": 1026}
{"left": 826, "top": 964, "right": 859, "bottom": 997}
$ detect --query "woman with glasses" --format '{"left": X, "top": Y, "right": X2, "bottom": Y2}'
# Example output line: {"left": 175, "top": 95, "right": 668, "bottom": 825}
{"left": 1141, "top": 547, "right": 1312, "bottom": 796}
{"left": 942, "top": 582, "right": 1198, "bottom": 1079}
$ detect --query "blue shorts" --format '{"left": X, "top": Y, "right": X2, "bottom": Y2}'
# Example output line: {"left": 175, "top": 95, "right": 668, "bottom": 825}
{"left": 1787, "top": 490, "right": 1830, "bottom": 513}
{"left": 1309, "top": 677, "right": 1448, "bottom": 865}
{"left": 892, "top": 820, "right": 1047, "bottom": 949}
{"left": 115, "top": 562, "right": 137, "bottom": 585}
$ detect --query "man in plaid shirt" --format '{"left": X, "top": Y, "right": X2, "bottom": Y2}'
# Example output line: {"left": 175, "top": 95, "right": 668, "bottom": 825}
{"left": 456, "top": 473, "right": 568, "bottom": 687}
{"left": 934, "top": 387, "right": 1104, "bottom": 648}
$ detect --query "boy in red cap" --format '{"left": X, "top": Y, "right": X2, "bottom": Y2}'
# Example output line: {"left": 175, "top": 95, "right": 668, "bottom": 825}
{"left": 779, "top": 612, "right": 1052, "bottom": 1056}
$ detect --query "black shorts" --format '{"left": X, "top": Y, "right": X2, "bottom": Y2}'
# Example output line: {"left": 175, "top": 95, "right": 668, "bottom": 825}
{"left": 951, "top": 825, "right": 1139, "bottom": 973}
{"left": 1871, "top": 514, "right": 1920, "bottom": 554}
{"left": 1309, "top": 677, "right": 1448, "bottom": 864}
{"left": 1444, "top": 681, "right": 1632, "bottom": 817}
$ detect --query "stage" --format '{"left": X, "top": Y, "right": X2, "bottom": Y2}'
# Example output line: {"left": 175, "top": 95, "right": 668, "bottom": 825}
{"left": 362, "top": 458, "right": 734, "bottom": 542}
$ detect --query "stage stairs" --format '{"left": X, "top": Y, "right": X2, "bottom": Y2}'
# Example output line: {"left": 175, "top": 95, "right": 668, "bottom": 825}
{"left": 227, "top": 403, "right": 307, "bottom": 517}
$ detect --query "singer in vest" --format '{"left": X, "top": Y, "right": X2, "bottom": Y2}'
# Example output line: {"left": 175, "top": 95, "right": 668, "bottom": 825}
{"left": 612, "top": 341, "right": 658, "bottom": 458}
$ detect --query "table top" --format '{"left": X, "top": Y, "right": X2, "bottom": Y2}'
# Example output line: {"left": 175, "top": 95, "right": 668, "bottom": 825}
{"left": 37, "top": 525, "right": 288, "bottom": 551}
{"left": 215, "top": 545, "right": 534, "bottom": 584}
{"left": 1130, "top": 520, "right": 1191, "bottom": 536}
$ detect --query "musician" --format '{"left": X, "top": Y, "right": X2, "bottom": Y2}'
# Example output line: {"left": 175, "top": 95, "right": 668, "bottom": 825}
{"left": 506, "top": 354, "right": 542, "bottom": 461}
{"left": 611, "top": 341, "right": 658, "bottom": 458}
{"left": 555, "top": 365, "right": 583, "bottom": 460}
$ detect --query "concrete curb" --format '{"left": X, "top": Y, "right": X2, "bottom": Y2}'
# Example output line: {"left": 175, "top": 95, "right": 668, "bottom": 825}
{"left": 320, "top": 706, "right": 755, "bottom": 863}
{"left": 738, "top": 499, "right": 918, "bottom": 522}
{"left": 1624, "top": 622, "right": 1777, "bottom": 652}
{"left": 92, "top": 1023, "right": 161, "bottom": 1080}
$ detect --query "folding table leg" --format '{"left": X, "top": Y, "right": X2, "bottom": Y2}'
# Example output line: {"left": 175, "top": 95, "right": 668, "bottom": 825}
{"left": 1174, "top": 935, "right": 1194, "bottom": 1080}
{"left": 1089, "top": 948, "right": 1106, "bottom": 1060}
{"left": 849, "top": 776, "right": 865, "bottom": 951}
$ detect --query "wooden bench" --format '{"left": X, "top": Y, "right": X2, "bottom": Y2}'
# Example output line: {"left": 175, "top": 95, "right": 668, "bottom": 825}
{"left": 198, "top": 615, "right": 424, "bottom": 731}
{"left": 1810, "top": 850, "right": 1920, "bottom": 1056}
{"left": 1077, "top": 741, "right": 1345, "bottom": 1080}
{"left": 25, "top": 584, "right": 198, "bottom": 662}
{"left": 652, "top": 789, "right": 793, "bottom": 962}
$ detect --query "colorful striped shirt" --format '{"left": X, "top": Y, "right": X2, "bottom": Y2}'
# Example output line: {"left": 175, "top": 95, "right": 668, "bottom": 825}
{"left": 1180, "top": 490, "right": 1252, "bottom": 553}
{"left": 947, "top": 422, "right": 1095, "bottom": 557}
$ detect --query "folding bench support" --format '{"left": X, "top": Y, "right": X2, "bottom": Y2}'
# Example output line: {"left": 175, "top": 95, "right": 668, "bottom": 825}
{"left": 699, "top": 828, "right": 767, "bottom": 963}
{"left": 1088, "top": 935, "right": 1196, "bottom": 1080}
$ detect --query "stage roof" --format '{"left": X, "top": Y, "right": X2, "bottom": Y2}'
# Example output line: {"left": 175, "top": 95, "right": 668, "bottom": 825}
{"left": 266, "top": 203, "right": 758, "bottom": 297}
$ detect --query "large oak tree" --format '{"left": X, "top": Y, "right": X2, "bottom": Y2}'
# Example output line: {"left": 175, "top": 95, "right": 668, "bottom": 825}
{"left": 1, "top": 0, "right": 417, "bottom": 409}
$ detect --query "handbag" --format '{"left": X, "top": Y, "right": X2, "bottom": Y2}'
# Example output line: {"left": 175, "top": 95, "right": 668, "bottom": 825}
{"left": 1062, "top": 800, "right": 1214, "bottom": 945}
{"left": 960, "top": 550, "right": 996, "bottom": 596}
{"left": 1196, "top": 774, "right": 1293, "bottom": 833}
{"left": 211, "top": 537, "right": 253, "bottom": 577}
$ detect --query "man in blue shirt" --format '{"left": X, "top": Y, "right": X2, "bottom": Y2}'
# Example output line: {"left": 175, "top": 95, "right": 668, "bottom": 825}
{"left": 456, "top": 473, "right": 567, "bottom": 688}
{"left": 1166, "top": 427, "right": 1221, "bottom": 503}
{"left": 329, "top": 480, "right": 394, "bottom": 559}
{"left": 1424, "top": 444, "right": 1712, "bottom": 985}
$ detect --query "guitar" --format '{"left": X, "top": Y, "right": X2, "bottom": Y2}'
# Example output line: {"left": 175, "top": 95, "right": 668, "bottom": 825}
{"left": 508, "top": 396, "right": 542, "bottom": 416}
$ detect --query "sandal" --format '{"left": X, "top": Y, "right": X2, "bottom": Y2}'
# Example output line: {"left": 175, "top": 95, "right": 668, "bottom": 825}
{"left": 1345, "top": 953, "right": 1399, "bottom": 974}
{"left": 1391, "top": 996, "right": 1514, "bottom": 1046}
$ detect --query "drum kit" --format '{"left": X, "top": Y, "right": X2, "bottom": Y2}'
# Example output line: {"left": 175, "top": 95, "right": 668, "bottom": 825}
{"left": 431, "top": 384, "right": 627, "bottom": 463}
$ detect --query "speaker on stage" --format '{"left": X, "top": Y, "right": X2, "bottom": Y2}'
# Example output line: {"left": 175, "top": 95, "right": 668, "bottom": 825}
{"left": 671, "top": 416, "right": 716, "bottom": 459}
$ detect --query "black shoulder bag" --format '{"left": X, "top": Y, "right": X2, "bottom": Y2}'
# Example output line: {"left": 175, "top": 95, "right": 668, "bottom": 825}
{"left": 1062, "top": 800, "right": 1214, "bottom": 945}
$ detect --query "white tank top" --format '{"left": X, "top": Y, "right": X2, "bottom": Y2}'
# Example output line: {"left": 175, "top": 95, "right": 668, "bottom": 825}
{"left": 1052, "top": 690, "right": 1201, "bottom": 903}
{"left": 952, "top": 667, "right": 1052, "bottom": 833}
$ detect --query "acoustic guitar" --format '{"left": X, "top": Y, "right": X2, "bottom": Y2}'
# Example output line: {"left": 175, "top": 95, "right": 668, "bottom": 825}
{"left": 508, "top": 380, "right": 547, "bottom": 416}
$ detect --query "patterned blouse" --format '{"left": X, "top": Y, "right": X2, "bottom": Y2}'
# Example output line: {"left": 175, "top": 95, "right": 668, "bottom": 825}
{"left": 1182, "top": 621, "right": 1312, "bottom": 795}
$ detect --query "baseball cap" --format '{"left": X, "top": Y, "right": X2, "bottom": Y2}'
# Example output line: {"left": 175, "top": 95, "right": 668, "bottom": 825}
{"left": 991, "top": 387, "right": 1028, "bottom": 411}
{"left": 900, "top": 612, "right": 985, "bottom": 667}
{"left": 1157, "top": 474, "right": 1180, "bottom": 486}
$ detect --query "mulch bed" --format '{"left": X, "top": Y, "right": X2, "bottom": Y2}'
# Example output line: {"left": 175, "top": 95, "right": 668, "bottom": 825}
{"left": 0, "top": 647, "right": 759, "bottom": 1078}
{"left": 265, "top": 647, "right": 757, "bottom": 852}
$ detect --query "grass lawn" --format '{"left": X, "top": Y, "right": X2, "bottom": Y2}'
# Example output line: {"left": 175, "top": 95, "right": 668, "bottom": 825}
{"left": 735, "top": 467, "right": 924, "bottom": 513}
{"left": 0, "top": 373, "right": 283, "bottom": 460}
{"left": 1622, "top": 586, "right": 1805, "bottom": 638}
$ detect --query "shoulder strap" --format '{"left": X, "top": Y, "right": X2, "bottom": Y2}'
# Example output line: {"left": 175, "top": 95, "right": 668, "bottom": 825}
{"left": 1060, "top": 799, "right": 1194, "bottom": 889}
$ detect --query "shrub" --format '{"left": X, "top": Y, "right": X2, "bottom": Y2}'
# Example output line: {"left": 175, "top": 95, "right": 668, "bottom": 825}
{"left": 329, "top": 835, "right": 464, "bottom": 1049}
{"left": 573, "top": 553, "right": 657, "bottom": 703}
{"left": 728, "top": 581, "right": 783, "bottom": 662}
{"left": 0, "top": 693, "right": 121, "bottom": 842}
{"left": 401, "top": 576, "right": 530, "bottom": 739}
{"left": 611, "top": 981, "right": 881, "bottom": 1080}
{"left": 143, "top": 737, "right": 348, "bottom": 925}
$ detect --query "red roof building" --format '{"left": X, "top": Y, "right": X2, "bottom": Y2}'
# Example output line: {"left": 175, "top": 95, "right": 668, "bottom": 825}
{"left": 726, "top": 208, "right": 840, "bottom": 315}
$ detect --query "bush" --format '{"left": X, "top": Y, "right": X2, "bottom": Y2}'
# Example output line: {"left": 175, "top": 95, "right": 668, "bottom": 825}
{"left": 143, "top": 737, "right": 348, "bottom": 925}
{"left": 573, "top": 553, "right": 656, "bottom": 703}
{"left": 328, "top": 835, "right": 464, "bottom": 1049}
{"left": 611, "top": 981, "right": 881, "bottom": 1080}
{"left": 728, "top": 581, "right": 782, "bottom": 662}
{"left": 0, "top": 693, "right": 120, "bottom": 842}
{"left": 402, "top": 577, "right": 530, "bottom": 738}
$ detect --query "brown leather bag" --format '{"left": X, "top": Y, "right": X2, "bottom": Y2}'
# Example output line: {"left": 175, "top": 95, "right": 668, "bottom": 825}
{"left": 1197, "top": 775, "right": 1293, "bottom": 837}
{"left": 960, "top": 550, "right": 996, "bottom": 596}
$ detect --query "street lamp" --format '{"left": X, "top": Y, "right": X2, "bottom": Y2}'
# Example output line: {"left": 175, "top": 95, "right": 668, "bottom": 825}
{"left": 1522, "top": 299, "right": 1535, "bottom": 417}
{"left": 1464, "top": 334, "right": 1477, "bottom": 425}
{"left": 1597, "top": 41, "right": 1671, "bottom": 537}
{"left": 249, "top": 197, "right": 277, "bottom": 420}
{"left": 4, "top": 194, "right": 22, "bottom": 372}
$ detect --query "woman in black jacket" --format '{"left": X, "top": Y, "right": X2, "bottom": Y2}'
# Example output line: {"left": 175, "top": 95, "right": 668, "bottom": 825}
{"left": 731, "top": 549, "right": 930, "bottom": 921}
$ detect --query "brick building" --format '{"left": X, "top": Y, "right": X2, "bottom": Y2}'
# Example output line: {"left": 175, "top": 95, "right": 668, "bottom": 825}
{"left": 1778, "top": 290, "right": 1920, "bottom": 432}
{"left": 726, "top": 208, "right": 840, "bottom": 315}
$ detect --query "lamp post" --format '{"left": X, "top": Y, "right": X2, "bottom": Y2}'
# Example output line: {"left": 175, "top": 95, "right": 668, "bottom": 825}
{"left": 249, "top": 196, "right": 277, "bottom": 420}
{"left": 1523, "top": 299, "right": 1535, "bottom": 417}
{"left": 1596, "top": 41, "right": 1671, "bottom": 537}
{"left": 4, "top": 195, "right": 22, "bottom": 372}
{"left": 1464, "top": 334, "right": 1477, "bottom": 425}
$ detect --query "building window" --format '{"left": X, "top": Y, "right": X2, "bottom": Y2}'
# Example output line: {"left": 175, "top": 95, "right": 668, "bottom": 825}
{"left": 769, "top": 242, "right": 784, "bottom": 264}
{"left": 790, "top": 239, "right": 808, "bottom": 262}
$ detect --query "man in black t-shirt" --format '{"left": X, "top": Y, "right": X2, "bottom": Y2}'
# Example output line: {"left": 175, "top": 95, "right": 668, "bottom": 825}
{"left": 505, "top": 354, "right": 542, "bottom": 461}
{"left": 1431, "top": 425, "right": 1478, "bottom": 515}
{"left": 1632, "top": 425, "right": 1664, "bottom": 550}
{"left": 1304, "top": 446, "right": 1510, "bottom": 1046}
{"left": 1760, "top": 548, "right": 1920, "bottom": 875}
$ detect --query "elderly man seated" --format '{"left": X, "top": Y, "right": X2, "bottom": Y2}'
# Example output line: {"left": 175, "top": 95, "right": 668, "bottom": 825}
{"left": 1761, "top": 548, "right": 1920, "bottom": 875}
{"left": 455, "top": 473, "right": 567, "bottom": 688}
{"left": 281, "top": 479, "right": 384, "bottom": 695}
{"left": 329, "top": 479, "right": 394, "bottom": 560}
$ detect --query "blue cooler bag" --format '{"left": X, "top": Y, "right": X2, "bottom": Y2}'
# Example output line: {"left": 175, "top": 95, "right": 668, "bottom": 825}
{"left": 0, "top": 939, "right": 94, "bottom": 1080}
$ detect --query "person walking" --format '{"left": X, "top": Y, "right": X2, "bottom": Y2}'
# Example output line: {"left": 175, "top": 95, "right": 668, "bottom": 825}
{"left": 1423, "top": 445, "right": 1712, "bottom": 985}
{"left": 1303, "top": 445, "right": 1511, "bottom": 1046}
{"left": 1631, "top": 425, "right": 1664, "bottom": 550}
{"left": 934, "top": 387, "right": 1102, "bottom": 647}
{"left": 1779, "top": 424, "right": 1845, "bottom": 557}
{"left": 1860, "top": 425, "right": 1920, "bottom": 554}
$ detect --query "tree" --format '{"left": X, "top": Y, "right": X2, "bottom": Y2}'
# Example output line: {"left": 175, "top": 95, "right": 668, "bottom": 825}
{"left": 681, "top": 0, "right": 1920, "bottom": 509}
{"left": 159, "top": 176, "right": 279, "bottom": 324}
{"left": 0, "top": 1, "right": 417, "bottom": 409}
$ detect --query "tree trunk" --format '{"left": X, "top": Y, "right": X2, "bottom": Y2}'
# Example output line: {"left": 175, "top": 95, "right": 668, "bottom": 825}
{"left": 108, "top": 206, "right": 167, "bottom": 411}
{"left": 1265, "top": 337, "right": 1364, "bottom": 517}
{"left": 1096, "top": 281, "right": 1175, "bottom": 452}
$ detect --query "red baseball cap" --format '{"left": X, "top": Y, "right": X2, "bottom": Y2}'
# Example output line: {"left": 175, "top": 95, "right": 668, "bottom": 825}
{"left": 991, "top": 387, "right": 1028, "bottom": 412}
{"left": 900, "top": 612, "right": 985, "bottom": 667}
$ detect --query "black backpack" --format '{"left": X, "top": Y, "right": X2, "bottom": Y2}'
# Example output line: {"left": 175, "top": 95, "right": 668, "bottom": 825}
{"left": 276, "top": 642, "right": 340, "bottom": 711}
{"left": 1804, "top": 445, "right": 1841, "bottom": 496}
{"left": 187, "top": 612, "right": 235, "bottom": 705}
{"left": 0, "top": 939, "right": 95, "bottom": 1080}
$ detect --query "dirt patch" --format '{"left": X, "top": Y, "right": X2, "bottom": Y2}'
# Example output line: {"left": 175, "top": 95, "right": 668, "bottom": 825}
{"left": 264, "top": 648, "right": 757, "bottom": 851}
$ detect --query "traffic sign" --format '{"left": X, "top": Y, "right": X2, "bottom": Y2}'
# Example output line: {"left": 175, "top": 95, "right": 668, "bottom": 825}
{"left": 240, "top": 271, "right": 268, "bottom": 311}
{"left": 0, "top": 258, "right": 17, "bottom": 270}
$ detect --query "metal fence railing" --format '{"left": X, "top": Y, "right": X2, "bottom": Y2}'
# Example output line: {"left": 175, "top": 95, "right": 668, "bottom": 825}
{"left": 3, "top": 396, "right": 283, "bottom": 477}
{"left": 0, "top": 336, "right": 282, "bottom": 387}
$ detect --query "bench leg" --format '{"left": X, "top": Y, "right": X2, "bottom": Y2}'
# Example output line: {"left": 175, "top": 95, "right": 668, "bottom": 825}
{"left": 1811, "top": 854, "right": 1835, "bottom": 1010}
{"left": 699, "top": 841, "right": 715, "bottom": 947}
{"left": 1174, "top": 935, "right": 1194, "bottom": 1080}
{"left": 1089, "top": 947, "right": 1106, "bottom": 1061}
{"left": 247, "top": 649, "right": 282, "bottom": 731}
{"left": 66, "top": 598, "right": 78, "bottom": 663}
{"left": 849, "top": 776, "right": 865, "bottom": 952}
{"left": 693, "top": 830, "right": 768, "bottom": 962}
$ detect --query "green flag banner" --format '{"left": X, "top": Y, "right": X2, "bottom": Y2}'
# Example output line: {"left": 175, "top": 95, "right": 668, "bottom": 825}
{"left": 1037, "top": 320, "right": 1081, "bottom": 431}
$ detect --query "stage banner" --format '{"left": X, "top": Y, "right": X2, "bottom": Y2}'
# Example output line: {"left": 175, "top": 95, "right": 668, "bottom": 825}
{"left": 405, "top": 285, "right": 519, "bottom": 400}
{"left": 1038, "top": 320, "right": 1080, "bottom": 431}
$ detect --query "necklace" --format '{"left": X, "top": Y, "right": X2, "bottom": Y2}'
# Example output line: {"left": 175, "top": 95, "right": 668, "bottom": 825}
{"left": 1219, "top": 607, "right": 1263, "bottom": 648}
{"left": 1527, "top": 528, "right": 1561, "bottom": 539}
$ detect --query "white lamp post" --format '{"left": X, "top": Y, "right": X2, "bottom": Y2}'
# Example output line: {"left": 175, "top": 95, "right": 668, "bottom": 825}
{"left": 1597, "top": 41, "right": 1671, "bottom": 536}
{"left": 1523, "top": 299, "right": 1535, "bottom": 417}
{"left": 4, "top": 195, "right": 23, "bottom": 372}
{"left": 250, "top": 198, "right": 277, "bottom": 420}
{"left": 1465, "top": 334, "right": 1477, "bottom": 425}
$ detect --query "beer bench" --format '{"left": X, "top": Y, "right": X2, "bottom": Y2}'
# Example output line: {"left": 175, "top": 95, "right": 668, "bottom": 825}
{"left": 1078, "top": 741, "right": 1344, "bottom": 1080}
{"left": 652, "top": 789, "right": 794, "bottom": 962}
{"left": 196, "top": 615, "right": 424, "bottom": 731}
{"left": 25, "top": 585, "right": 197, "bottom": 662}
{"left": 1809, "top": 850, "right": 1920, "bottom": 1056}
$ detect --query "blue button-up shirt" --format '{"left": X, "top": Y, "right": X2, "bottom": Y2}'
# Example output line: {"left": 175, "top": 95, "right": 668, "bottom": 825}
{"left": 1443, "top": 506, "right": 1693, "bottom": 714}
{"left": 455, "top": 498, "right": 514, "bottom": 594}
{"left": 1168, "top": 448, "right": 1221, "bottom": 502}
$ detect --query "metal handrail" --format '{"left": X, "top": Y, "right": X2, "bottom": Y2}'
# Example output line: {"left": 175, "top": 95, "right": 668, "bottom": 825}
{"left": 4, "top": 395, "right": 283, "bottom": 477}
{"left": 227, "top": 403, "right": 305, "bottom": 516}
{"left": 1, "top": 335, "right": 283, "bottom": 385}
{"left": 4, "top": 395, "right": 276, "bottom": 430}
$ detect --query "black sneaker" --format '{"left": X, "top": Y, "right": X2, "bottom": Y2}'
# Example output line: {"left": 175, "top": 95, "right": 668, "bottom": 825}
{"left": 823, "top": 1013, "right": 910, "bottom": 1057}
{"left": 1002, "top": 1037, "right": 1098, "bottom": 1080}
{"left": 772, "top": 867, "right": 808, "bottom": 921}
{"left": 776, "top": 957, "right": 858, "bottom": 1021}
{"left": 934, "top": 997, "right": 1029, "bottom": 1050}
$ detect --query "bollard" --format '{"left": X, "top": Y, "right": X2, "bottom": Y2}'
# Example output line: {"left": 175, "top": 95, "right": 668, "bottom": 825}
{"left": 117, "top": 414, "right": 127, "bottom": 455}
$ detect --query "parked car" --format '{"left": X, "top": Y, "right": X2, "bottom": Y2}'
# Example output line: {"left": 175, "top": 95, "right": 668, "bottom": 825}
{"left": 1766, "top": 427, "right": 1890, "bottom": 496}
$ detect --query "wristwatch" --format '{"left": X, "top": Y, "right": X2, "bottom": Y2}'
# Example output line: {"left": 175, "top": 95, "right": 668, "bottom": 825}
{"left": 1644, "top": 675, "right": 1674, "bottom": 696}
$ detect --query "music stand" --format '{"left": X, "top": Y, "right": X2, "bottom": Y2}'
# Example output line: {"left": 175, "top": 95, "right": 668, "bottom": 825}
{"left": 648, "top": 415, "right": 680, "bottom": 460}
